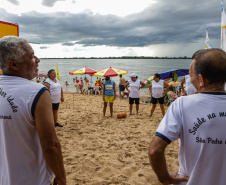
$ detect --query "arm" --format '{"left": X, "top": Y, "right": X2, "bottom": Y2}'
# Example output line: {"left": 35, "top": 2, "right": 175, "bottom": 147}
{"left": 125, "top": 82, "right": 130, "bottom": 93}
{"left": 102, "top": 84, "right": 105, "bottom": 101}
{"left": 181, "top": 78, "right": 186, "bottom": 95}
{"left": 35, "top": 90, "right": 66, "bottom": 185}
{"left": 149, "top": 83, "right": 152, "bottom": 95}
{"left": 140, "top": 81, "right": 146, "bottom": 88}
{"left": 61, "top": 87, "right": 64, "bottom": 102}
{"left": 113, "top": 82, "right": 116, "bottom": 100}
{"left": 149, "top": 136, "right": 189, "bottom": 184}
{"left": 163, "top": 81, "right": 169, "bottom": 96}
{"left": 43, "top": 82, "right": 50, "bottom": 89}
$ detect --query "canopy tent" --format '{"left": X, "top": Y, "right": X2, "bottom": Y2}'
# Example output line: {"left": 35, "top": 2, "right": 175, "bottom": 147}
{"left": 159, "top": 69, "right": 189, "bottom": 81}
{"left": 94, "top": 67, "right": 128, "bottom": 77}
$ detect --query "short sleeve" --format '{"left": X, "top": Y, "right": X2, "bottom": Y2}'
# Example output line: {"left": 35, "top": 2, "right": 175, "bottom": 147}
{"left": 156, "top": 99, "right": 183, "bottom": 143}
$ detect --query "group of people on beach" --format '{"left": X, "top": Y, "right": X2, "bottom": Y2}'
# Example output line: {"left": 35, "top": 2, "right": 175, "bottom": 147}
{"left": 1, "top": 36, "right": 226, "bottom": 185}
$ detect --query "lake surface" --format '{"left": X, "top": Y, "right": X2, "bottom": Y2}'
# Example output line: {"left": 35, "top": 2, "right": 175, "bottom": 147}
{"left": 38, "top": 58, "right": 192, "bottom": 92}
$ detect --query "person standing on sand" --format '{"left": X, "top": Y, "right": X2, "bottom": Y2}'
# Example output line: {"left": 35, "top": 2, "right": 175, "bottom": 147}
{"left": 125, "top": 73, "right": 145, "bottom": 115}
{"left": 103, "top": 76, "right": 116, "bottom": 117}
{"left": 44, "top": 69, "right": 64, "bottom": 127}
{"left": 149, "top": 48, "right": 226, "bottom": 185}
{"left": 119, "top": 74, "right": 126, "bottom": 98}
{"left": 0, "top": 36, "right": 66, "bottom": 185}
{"left": 149, "top": 73, "right": 169, "bottom": 118}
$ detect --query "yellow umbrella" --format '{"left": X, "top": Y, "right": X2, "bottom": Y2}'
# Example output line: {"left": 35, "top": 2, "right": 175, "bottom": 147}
{"left": 94, "top": 67, "right": 128, "bottom": 77}
{"left": 0, "top": 70, "right": 2, "bottom": 75}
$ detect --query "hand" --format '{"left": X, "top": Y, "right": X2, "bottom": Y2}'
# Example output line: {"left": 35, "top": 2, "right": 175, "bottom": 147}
{"left": 128, "top": 90, "right": 131, "bottom": 94}
{"left": 53, "top": 177, "right": 66, "bottom": 185}
{"left": 61, "top": 97, "right": 64, "bottom": 102}
{"left": 162, "top": 169, "right": 189, "bottom": 185}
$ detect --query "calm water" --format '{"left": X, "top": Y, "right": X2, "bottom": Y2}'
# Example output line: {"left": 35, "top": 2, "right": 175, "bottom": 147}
{"left": 38, "top": 58, "right": 192, "bottom": 92}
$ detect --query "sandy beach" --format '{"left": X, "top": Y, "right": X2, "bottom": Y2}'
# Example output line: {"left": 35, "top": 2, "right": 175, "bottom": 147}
{"left": 56, "top": 92, "right": 180, "bottom": 185}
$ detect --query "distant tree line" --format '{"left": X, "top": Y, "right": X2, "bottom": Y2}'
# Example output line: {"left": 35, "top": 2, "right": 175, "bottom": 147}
{"left": 41, "top": 56, "right": 191, "bottom": 59}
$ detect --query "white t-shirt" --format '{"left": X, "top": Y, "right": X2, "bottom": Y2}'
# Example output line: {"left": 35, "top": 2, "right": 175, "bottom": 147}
{"left": 0, "top": 75, "right": 54, "bottom": 185}
{"left": 45, "top": 78, "right": 62, "bottom": 103}
{"left": 151, "top": 79, "right": 164, "bottom": 98}
{"left": 128, "top": 79, "right": 141, "bottom": 98}
{"left": 156, "top": 92, "right": 226, "bottom": 185}
{"left": 184, "top": 75, "right": 197, "bottom": 95}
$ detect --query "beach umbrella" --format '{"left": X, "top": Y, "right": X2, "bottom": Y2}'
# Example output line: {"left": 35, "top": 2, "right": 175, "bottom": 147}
{"left": 0, "top": 70, "right": 2, "bottom": 75}
{"left": 38, "top": 71, "right": 48, "bottom": 77}
{"left": 168, "top": 81, "right": 181, "bottom": 86}
{"left": 69, "top": 66, "right": 97, "bottom": 75}
{"left": 69, "top": 66, "right": 98, "bottom": 85}
{"left": 159, "top": 69, "right": 189, "bottom": 81}
{"left": 94, "top": 67, "right": 128, "bottom": 77}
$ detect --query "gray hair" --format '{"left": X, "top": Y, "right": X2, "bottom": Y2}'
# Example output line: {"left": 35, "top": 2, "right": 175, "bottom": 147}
{"left": 0, "top": 36, "right": 28, "bottom": 70}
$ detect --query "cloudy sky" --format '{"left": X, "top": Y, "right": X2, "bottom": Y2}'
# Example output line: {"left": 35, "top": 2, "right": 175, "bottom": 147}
{"left": 1, "top": 0, "right": 223, "bottom": 58}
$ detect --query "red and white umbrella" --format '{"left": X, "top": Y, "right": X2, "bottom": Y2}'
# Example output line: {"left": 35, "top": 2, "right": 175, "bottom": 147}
{"left": 38, "top": 71, "right": 48, "bottom": 77}
{"left": 69, "top": 66, "right": 97, "bottom": 75}
{"left": 94, "top": 67, "right": 128, "bottom": 77}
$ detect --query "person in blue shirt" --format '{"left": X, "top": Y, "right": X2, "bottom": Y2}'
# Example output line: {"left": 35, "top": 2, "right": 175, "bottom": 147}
{"left": 102, "top": 76, "right": 116, "bottom": 117}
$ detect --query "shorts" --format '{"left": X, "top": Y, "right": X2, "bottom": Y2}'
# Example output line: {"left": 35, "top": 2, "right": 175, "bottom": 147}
{"left": 120, "top": 85, "right": 125, "bottom": 91}
{"left": 52, "top": 103, "right": 60, "bottom": 110}
{"left": 129, "top": 97, "right": 140, "bottom": 104}
{"left": 104, "top": 95, "right": 114, "bottom": 103}
{"left": 151, "top": 96, "right": 164, "bottom": 104}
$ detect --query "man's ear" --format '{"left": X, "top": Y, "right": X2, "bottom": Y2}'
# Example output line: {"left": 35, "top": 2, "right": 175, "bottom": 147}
{"left": 8, "top": 60, "right": 19, "bottom": 71}
{"left": 198, "top": 74, "right": 205, "bottom": 88}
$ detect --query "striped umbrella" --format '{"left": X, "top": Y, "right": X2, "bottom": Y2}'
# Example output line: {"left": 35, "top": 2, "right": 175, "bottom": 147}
{"left": 94, "top": 67, "right": 128, "bottom": 77}
{"left": 38, "top": 71, "right": 48, "bottom": 77}
{"left": 168, "top": 81, "right": 181, "bottom": 86}
{"left": 69, "top": 66, "right": 97, "bottom": 75}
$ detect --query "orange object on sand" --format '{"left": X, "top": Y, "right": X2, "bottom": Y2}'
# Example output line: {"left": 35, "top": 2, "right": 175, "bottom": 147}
{"left": 122, "top": 113, "right": 127, "bottom": 118}
{"left": 117, "top": 113, "right": 123, "bottom": 119}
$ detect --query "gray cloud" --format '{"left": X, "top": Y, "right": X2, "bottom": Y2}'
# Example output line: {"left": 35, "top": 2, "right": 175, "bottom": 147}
{"left": 62, "top": 42, "right": 76, "bottom": 46}
{"left": 1, "top": 0, "right": 222, "bottom": 49}
{"left": 40, "top": 46, "right": 49, "bottom": 49}
{"left": 42, "top": 0, "right": 65, "bottom": 7}
{"left": 7, "top": 0, "right": 19, "bottom": 5}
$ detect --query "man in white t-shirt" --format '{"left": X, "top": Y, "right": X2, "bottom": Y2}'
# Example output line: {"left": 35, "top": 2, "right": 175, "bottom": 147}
{"left": 148, "top": 48, "right": 226, "bottom": 185}
{"left": 0, "top": 36, "right": 66, "bottom": 185}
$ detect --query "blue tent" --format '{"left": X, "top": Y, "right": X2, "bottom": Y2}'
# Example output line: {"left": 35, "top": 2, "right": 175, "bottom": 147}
{"left": 159, "top": 69, "right": 189, "bottom": 80}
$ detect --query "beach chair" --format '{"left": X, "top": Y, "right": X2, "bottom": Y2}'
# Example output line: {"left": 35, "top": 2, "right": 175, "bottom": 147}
{"left": 83, "top": 85, "right": 91, "bottom": 95}
{"left": 74, "top": 83, "right": 80, "bottom": 94}
{"left": 165, "top": 92, "right": 174, "bottom": 106}
{"left": 94, "top": 86, "right": 101, "bottom": 95}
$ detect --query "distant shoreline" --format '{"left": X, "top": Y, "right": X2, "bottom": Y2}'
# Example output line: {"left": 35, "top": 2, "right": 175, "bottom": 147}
{"left": 40, "top": 56, "right": 191, "bottom": 59}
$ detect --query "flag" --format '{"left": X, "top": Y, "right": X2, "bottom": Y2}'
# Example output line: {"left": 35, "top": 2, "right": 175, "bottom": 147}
{"left": 56, "top": 64, "right": 60, "bottom": 81}
{"left": 221, "top": 0, "right": 226, "bottom": 51}
{"left": 205, "top": 28, "right": 213, "bottom": 49}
